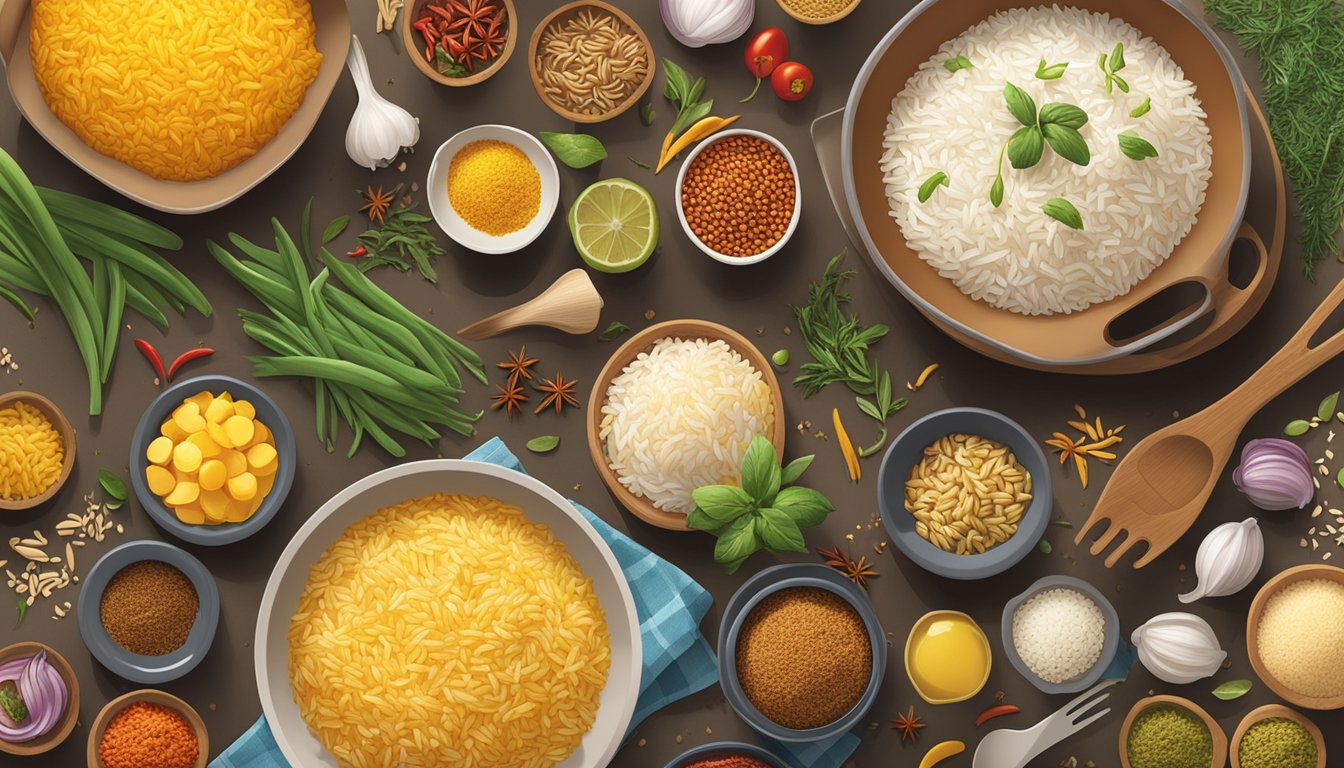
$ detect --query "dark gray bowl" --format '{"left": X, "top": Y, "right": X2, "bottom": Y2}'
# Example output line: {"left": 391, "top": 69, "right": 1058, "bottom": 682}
{"left": 1001, "top": 574, "right": 1120, "bottom": 694}
{"left": 664, "top": 742, "right": 788, "bottom": 768}
{"left": 76, "top": 540, "right": 220, "bottom": 684}
{"left": 129, "top": 375, "right": 295, "bottom": 546}
{"left": 718, "top": 564, "right": 886, "bottom": 742}
{"left": 877, "top": 407, "right": 1051, "bottom": 580}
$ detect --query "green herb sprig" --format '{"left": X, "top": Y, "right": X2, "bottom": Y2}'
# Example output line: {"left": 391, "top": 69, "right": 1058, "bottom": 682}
{"left": 1207, "top": 0, "right": 1344, "bottom": 276}
{"left": 598, "top": 321, "right": 629, "bottom": 341}
{"left": 687, "top": 436, "right": 835, "bottom": 573}
{"left": 944, "top": 55, "right": 974, "bottom": 73}
{"left": 662, "top": 59, "right": 713, "bottom": 142}
{"left": 1118, "top": 130, "right": 1159, "bottom": 161}
{"left": 1211, "top": 679, "right": 1253, "bottom": 700}
{"left": 1044, "top": 198, "right": 1085, "bottom": 230}
{"left": 918, "top": 172, "right": 949, "bottom": 203}
{"left": 539, "top": 132, "right": 608, "bottom": 169}
{"left": 1129, "top": 97, "right": 1151, "bottom": 118}
{"left": 792, "top": 254, "right": 908, "bottom": 454}
{"left": 1004, "top": 83, "right": 1091, "bottom": 169}
{"left": 353, "top": 206, "right": 445, "bottom": 284}
{"left": 1035, "top": 58, "right": 1068, "bottom": 80}
{"left": 1098, "top": 43, "right": 1130, "bottom": 93}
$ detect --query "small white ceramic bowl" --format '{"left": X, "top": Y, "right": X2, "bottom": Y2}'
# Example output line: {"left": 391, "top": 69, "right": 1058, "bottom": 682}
{"left": 674, "top": 128, "right": 802, "bottom": 266}
{"left": 427, "top": 124, "right": 560, "bottom": 255}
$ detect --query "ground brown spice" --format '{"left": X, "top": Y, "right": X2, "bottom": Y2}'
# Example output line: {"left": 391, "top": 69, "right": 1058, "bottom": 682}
{"left": 680, "top": 135, "right": 796, "bottom": 258}
{"left": 735, "top": 587, "right": 872, "bottom": 729}
{"left": 100, "top": 560, "right": 199, "bottom": 656}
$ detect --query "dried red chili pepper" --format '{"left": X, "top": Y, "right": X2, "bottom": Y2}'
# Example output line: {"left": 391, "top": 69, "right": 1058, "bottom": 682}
{"left": 346, "top": 245, "right": 368, "bottom": 259}
{"left": 974, "top": 703, "right": 1020, "bottom": 727}
{"left": 167, "top": 347, "right": 214, "bottom": 381}
{"left": 134, "top": 338, "right": 167, "bottom": 382}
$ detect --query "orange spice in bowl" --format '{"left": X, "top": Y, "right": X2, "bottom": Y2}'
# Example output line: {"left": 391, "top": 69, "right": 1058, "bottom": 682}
{"left": 677, "top": 131, "right": 798, "bottom": 263}
{"left": 98, "top": 701, "right": 199, "bottom": 768}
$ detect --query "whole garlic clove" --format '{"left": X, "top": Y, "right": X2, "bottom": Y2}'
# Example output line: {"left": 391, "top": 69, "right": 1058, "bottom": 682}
{"left": 1132, "top": 612, "right": 1227, "bottom": 684}
{"left": 1179, "top": 517, "right": 1264, "bottom": 603}
{"left": 344, "top": 35, "right": 420, "bottom": 170}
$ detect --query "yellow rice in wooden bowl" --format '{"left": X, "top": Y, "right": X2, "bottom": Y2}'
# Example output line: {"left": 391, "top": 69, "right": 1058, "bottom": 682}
{"left": 286, "top": 493, "right": 611, "bottom": 768}
{"left": 28, "top": 0, "right": 323, "bottom": 182}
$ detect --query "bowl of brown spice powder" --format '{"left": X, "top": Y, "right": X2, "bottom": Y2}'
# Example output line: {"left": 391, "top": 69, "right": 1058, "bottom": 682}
{"left": 76, "top": 541, "right": 220, "bottom": 684}
{"left": 718, "top": 563, "right": 885, "bottom": 741}
{"left": 675, "top": 129, "right": 801, "bottom": 266}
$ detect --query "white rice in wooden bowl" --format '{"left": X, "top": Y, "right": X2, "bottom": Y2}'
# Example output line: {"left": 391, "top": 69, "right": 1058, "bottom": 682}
{"left": 600, "top": 337, "right": 774, "bottom": 515}
{"left": 880, "top": 5, "right": 1213, "bottom": 315}
{"left": 287, "top": 493, "right": 610, "bottom": 768}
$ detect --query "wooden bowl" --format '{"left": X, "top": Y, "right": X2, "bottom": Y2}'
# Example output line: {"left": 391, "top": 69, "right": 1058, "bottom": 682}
{"left": 1246, "top": 564, "right": 1344, "bottom": 710}
{"left": 1230, "top": 704, "right": 1326, "bottom": 768}
{"left": 1118, "top": 695, "right": 1227, "bottom": 768}
{"left": 87, "top": 689, "right": 208, "bottom": 768}
{"left": 0, "top": 642, "right": 80, "bottom": 756}
{"left": 527, "top": 0, "right": 655, "bottom": 123}
{"left": 776, "top": 0, "right": 862, "bottom": 25}
{"left": 401, "top": 0, "right": 517, "bottom": 86}
{"left": 0, "top": 391, "right": 75, "bottom": 512}
{"left": 586, "top": 320, "right": 787, "bottom": 531}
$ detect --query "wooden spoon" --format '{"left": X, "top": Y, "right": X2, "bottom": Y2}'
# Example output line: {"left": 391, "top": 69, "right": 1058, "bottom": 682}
{"left": 1077, "top": 276, "right": 1344, "bottom": 568}
{"left": 457, "top": 269, "right": 603, "bottom": 340}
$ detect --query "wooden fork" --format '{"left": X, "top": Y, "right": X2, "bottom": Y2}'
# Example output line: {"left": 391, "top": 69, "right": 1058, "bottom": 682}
{"left": 1077, "top": 276, "right": 1344, "bottom": 568}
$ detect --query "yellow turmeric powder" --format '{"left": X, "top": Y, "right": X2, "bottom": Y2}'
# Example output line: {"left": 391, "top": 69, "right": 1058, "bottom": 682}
{"left": 446, "top": 140, "right": 541, "bottom": 236}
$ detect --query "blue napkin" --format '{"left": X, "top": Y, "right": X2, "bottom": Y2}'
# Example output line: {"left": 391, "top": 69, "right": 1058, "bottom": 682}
{"left": 212, "top": 437, "right": 720, "bottom": 768}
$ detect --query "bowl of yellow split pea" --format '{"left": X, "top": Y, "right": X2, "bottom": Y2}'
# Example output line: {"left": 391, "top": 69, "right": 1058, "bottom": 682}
{"left": 427, "top": 124, "right": 560, "bottom": 255}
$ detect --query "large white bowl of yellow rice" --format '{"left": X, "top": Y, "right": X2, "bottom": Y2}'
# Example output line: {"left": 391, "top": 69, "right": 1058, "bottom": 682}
{"left": 255, "top": 459, "right": 640, "bottom": 768}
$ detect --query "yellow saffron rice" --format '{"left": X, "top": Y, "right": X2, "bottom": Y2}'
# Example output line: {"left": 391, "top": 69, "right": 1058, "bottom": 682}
{"left": 447, "top": 140, "right": 541, "bottom": 236}
{"left": 29, "top": 0, "right": 323, "bottom": 182}
{"left": 287, "top": 493, "right": 611, "bottom": 768}
{"left": 0, "top": 401, "right": 64, "bottom": 501}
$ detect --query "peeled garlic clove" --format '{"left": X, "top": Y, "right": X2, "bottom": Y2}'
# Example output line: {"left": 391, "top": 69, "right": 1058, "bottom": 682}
{"left": 1179, "top": 517, "right": 1263, "bottom": 603}
{"left": 344, "top": 35, "right": 420, "bottom": 170}
{"left": 1131, "top": 612, "right": 1227, "bottom": 684}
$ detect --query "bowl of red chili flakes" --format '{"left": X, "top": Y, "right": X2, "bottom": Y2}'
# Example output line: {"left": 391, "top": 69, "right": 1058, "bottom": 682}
{"left": 401, "top": 0, "right": 518, "bottom": 86}
{"left": 665, "top": 742, "right": 789, "bottom": 768}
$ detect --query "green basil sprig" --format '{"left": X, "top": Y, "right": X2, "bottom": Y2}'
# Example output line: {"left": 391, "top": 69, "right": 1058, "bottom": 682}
{"left": 538, "top": 132, "right": 608, "bottom": 169}
{"left": 1044, "top": 198, "right": 1085, "bottom": 230}
{"left": 944, "top": 55, "right": 974, "bottom": 73}
{"left": 918, "top": 171, "right": 949, "bottom": 203}
{"left": 1002, "top": 83, "right": 1091, "bottom": 170}
{"left": 687, "top": 436, "right": 836, "bottom": 574}
{"left": 1035, "top": 58, "right": 1069, "bottom": 80}
{"left": 1098, "top": 43, "right": 1130, "bottom": 94}
{"left": 1118, "top": 130, "right": 1159, "bottom": 161}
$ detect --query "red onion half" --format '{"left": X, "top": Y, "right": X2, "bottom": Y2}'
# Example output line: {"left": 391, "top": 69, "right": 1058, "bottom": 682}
{"left": 0, "top": 651, "right": 67, "bottom": 743}
{"left": 1232, "top": 438, "right": 1313, "bottom": 511}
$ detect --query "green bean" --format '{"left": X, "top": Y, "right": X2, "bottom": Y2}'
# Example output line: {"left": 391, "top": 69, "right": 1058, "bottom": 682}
{"left": 121, "top": 270, "right": 174, "bottom": 329}
{"left": 36, "top": 187, "right": 182, "bottom": 250}
{"left": 207, "top": 241, "right": 302, "bottom": 321}
{"left": 247, "top": 355, "right": 424, "bottom": 409}
{"left": 0, "top": 282, "right": 35, "bottom": 327}
{"left": 0, "top": 249, "right": 44, "bottom": 294}
{"left": 314, "top": 380, "right": 330, "bottom": 450}
{"left": 320, "top": 287, "right": 445, "bottom": 378}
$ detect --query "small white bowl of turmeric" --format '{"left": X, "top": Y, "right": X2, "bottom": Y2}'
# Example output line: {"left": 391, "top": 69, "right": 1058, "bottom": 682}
{"left": 427, "top": 124, "right": 560, "bottom": 255}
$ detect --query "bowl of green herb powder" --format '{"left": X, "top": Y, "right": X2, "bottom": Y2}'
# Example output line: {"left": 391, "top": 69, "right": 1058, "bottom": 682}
{"left": 1120, "top": 695, "right": 1226, "bottom": 768}
{"left": 1231, "top": 705, "right": 1325, "bottom": 768}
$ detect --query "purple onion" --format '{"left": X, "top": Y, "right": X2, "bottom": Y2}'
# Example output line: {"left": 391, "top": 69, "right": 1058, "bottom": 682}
{"left": 1232, "top": 438, "right": 1314, "bottom": 511}
{"left": 0, "top": 651, "right": 67, "bottom": 743}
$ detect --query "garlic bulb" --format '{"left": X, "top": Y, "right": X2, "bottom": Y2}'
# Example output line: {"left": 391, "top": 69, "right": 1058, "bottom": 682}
{"left": 659, "top": 0, "right": 753, "bottom": 48}
{"left": 345, "top": 35, "right": 420, "bottom": 170}
{"left": 1178, "top": 518, "right": 1263, "bottom": 603}
{"left": 1131, "top": 612, "right": 1227, "bottom": 684}
{"left": 1232, "top": 438, "right": 1313, "bottom": 510}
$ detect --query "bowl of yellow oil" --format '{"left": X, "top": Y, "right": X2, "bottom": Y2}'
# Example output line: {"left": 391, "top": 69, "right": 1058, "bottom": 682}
{"left": 904, "top": 610, "right": 992, "bottom": 704}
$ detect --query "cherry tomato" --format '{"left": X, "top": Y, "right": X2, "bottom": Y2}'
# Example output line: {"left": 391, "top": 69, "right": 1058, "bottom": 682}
{"left": 771, "top": 61, "right": 813, "bottom": 102}
{"left": 740, "top": 27, "right": 789, "bottom": 103}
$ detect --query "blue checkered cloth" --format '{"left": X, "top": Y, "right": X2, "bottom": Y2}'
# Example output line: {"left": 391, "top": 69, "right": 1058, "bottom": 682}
{"left": 212, "top": 437, "right": 720, "bottom": 768}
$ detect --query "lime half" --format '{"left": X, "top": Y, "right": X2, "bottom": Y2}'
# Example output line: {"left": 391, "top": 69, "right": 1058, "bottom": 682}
{"left": 569, "top": 178, "right": 658, "bottom": 273}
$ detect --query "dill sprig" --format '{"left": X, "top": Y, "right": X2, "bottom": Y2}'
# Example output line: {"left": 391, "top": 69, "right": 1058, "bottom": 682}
{"left": 354, "top": 205, "right": 444, "bottom": 283}
{"left": 1206, "top": 0, "right": 1344, "bottom": 279}
{"left": 791, "top": 253, "right": 907, "bottom": 455}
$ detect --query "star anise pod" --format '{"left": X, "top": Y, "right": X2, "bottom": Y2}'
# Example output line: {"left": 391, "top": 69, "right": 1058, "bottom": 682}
{"left": 890, "top": 705, "right": 926, "bottom": 745}
{"left": 490, "top": 380, "right": 528, "bottom": 419}
{"left": 497, "top": 346, "right": 539, "bottom": 386}
{"left": 359, "top": 184, "right": 399, "bottom": 224}
{"left": 534, "top": 372, "right": 579, "bottom": 416}
{"left": 816, "top": 545, "right": 879, "bottom": 588}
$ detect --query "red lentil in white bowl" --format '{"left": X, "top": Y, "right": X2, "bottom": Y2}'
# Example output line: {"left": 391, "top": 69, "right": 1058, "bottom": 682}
{"left": 675, "top": 129, "right": 802, "bottom": 266}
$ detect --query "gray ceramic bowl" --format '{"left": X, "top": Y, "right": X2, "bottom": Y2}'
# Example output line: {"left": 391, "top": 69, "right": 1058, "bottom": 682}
{"left": 877, "top": 407, "right": 1051, "bottom": 580}
{"left": 1001, "top": 575, "right": 1120, "bottom": 694}
{"left": 664, "top": 742, "right": 788, "bottom": 768}
{"left": 718, "top": 564, "right": 887, "bottom": 742}
{"left": 76, "top": 540, "right": 220, "bottom": 684}
{"left": 129, "top": 375, "right": 295, "bottom": 546}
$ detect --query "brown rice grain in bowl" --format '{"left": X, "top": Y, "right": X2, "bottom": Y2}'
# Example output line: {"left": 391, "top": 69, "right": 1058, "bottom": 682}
{"left": 286, "top": 493, "right": 611, "bottom": 767}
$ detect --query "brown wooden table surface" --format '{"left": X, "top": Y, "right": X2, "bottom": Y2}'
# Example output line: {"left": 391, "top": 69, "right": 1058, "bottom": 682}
{"left": 2, "top": 0, "right": 1341, "bottom": 766}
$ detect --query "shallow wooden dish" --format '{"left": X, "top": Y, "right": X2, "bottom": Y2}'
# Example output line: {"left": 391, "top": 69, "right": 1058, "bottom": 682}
{"left": 1118, "top": 695, "right": 1227, "bottom": 768}
{"left": 0, "top": 642, "right": 80, "bottom": 756}
{"left": 0, "top": 391, "right": 75, "bottom": 512}
{"left": 0, "top": 0, "right": 350, "bottom": 214}
{"left": 586, "top": 320, "right": 786, "bottom": 531}
{"left": 401, "top": 0, "right": 517, "bottom": 86}
{"left": 777, "top": 0, "right": 861, "bottom": 25}
{"left": 527, "top": 0, "right": 654, "bottom": 124}
{"left": 1246, "top": 564, "right": 1344, "bottom": 710}
{"left": 87, "top": 689, "right": 208, "bottom": 768}
{"left": 1229, "top": 704, "right": 1326, "bottom": 768}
